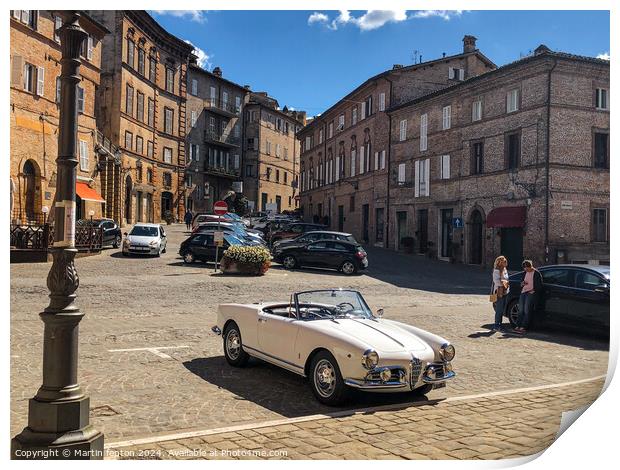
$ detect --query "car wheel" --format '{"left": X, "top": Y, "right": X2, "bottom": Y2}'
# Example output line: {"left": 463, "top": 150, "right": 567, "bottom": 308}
{"left": 223, "top": 322, "right": 249, "bottom": 367}
{"left": 282, "top": 255, "right": 297, "bottom": 269}
{"left": 340, "top": 261, "right": 357, "bottom": 275}
{"left": 309, "top": 351, "right": 348, "bottom": 406}
{"left": 411, "top": 384, "right": 433, "bottom": 396}
{"left": 112, "top": 235, "right": 121, "bottom": 248}
{"left": 507, "top": 299, "right": 519, "bottom": 327}
{"left": 183, "top": 252, "right": 195, "bottom": 264}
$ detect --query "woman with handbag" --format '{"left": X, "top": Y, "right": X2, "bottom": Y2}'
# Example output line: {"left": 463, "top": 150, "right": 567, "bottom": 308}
{"left": 491, "top": 256, "right": 509, "bottom": 332}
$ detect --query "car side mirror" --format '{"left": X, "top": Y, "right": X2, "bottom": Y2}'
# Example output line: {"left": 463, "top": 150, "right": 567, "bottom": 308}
{"left": 375, "top": 308, "right": 384, "bottom": 318}
{"left": 595, "top": 286, "right": 609, "bottom": 294}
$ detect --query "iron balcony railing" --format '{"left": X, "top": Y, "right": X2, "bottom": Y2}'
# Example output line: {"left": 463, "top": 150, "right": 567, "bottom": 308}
{"left": 204, "top": 129, "right": 241, "bottom": 147}
{"left": 204, "top": 98, "right": 241, "bottom": 115}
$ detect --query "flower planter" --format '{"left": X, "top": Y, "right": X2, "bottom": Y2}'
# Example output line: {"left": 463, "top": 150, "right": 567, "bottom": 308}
{"left": 221, "top": 258, "right": 270, "bottom": 275}
{"left": 220, "top": 245, "right": 271, "bottom": 276}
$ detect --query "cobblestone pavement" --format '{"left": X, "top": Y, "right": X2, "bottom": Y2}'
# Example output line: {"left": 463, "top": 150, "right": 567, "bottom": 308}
{"left": 105, "top": 377, "right": 605, "bottom": 460}
{"left": 11, "top": 224, "right": 609, "bottom": 443}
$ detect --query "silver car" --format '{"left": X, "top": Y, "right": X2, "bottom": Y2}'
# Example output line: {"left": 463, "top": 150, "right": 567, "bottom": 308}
{"left": 122, "top": 223, "right": 167, "bottom": 257}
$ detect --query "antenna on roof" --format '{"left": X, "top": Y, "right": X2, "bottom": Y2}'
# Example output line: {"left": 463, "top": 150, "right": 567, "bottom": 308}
{"left": 411, "top": 50, "right": 420, "bottom": 64}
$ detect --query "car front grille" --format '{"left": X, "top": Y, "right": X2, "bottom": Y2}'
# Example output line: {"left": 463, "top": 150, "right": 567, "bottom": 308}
{"left": 428, "top": 362, "right": 446, "bottom": 379}
{"left": 367, "top": 368, "right": 405, "bottom": 383}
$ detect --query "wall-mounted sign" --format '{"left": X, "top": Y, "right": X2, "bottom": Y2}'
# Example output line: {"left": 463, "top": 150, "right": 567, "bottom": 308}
{"left": 561, "top": 201, "right": 573, "bottom": 210}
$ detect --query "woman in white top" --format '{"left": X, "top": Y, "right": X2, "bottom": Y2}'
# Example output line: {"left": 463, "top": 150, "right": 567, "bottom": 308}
{"left": 492, "top": 256, "right": 510, "bottom": 331}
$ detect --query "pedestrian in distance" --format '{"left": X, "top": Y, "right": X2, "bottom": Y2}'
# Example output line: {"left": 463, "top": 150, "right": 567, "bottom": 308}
{"left": 491, "top": 255, "right": 510, "bottom": 332}
{"left": 184, "top": 209, "right": 193, "bottom": 231}
{"left": 514, "top": 259, "right": 543, "bottom": 334}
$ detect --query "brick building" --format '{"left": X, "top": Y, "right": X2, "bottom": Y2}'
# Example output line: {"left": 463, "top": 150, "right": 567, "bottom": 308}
{"left": 186, "top": 64, "right": 248, "bottom": 213}
{"left": 10, "top": 10, "right": 108, "bottom": 222}
{"left": 88, "top": 10, "right": 194, "bottom": 225}
{"left": 388, "top": 46, "right": 609, "bottom": 268}
{"left": 298, "top": 36, "right": 495, "bottom": 243}
{"left": 243, "top": 92, "right": 306, "bottom": 213}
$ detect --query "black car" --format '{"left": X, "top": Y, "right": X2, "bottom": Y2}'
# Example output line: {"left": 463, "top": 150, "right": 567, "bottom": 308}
{"left": 272, "top": 231, "right": 356, "bottom": 258}
{"left": 77, "top": 218, "right": 122, "bottom": 248}
{"left": 179, "top": 231, "right": 244, "bottom": 264}
{"left": 278, "top": 240, "right": 368, "bottom": 275}
{"left": 503, "top": 264, "right": 609, "bottom": 337}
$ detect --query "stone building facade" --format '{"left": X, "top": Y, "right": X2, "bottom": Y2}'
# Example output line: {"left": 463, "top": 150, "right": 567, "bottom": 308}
{"left": 243, "top": 93, "right": 306, "bottom": 213}
{"left": 185, "top": 64, "right": 248, "bottom": 213}
{"left": 387, "top": 46, "right": 609, "bottom": 268}
{"left": 10, "top": 10, "right": 108, "bottom": 222}
{"left": 298, "top": 36, "right": 495, "bottom": 243}
{"left": 88, "top": 10, "right": 194, "bottom": 225}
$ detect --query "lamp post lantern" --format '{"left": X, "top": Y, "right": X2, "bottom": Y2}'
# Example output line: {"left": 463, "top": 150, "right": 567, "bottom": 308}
{"left": 11, "top": 12, "right": 104, "bottom": 459}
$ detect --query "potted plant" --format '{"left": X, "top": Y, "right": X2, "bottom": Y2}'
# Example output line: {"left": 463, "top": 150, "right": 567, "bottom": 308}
{"left": 400, "top": 236, "right": 415, "bottom": 253}
{"left": 220, "top": 245, "right": 271, "bottom": 275}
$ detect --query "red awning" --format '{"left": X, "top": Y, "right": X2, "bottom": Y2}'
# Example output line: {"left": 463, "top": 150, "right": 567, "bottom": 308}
{"left": 486, "top": 206, "right": 527, "bottom": 228}
{"left": 76, "top": 182, "right": 105, "bottom": 203}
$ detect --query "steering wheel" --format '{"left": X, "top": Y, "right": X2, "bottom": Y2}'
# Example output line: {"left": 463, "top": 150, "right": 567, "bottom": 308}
{"left": 336, "top": 302, "right": 356, "bottom": 314}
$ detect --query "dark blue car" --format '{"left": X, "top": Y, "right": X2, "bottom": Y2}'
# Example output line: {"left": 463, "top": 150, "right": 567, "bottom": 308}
{"left": 503, "top": 264, "right": 609, "bottom": 338}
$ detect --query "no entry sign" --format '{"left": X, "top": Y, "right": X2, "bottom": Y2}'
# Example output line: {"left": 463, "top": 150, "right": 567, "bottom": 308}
{"left": 213, "top": 200, "right": 228, "bottom": 215}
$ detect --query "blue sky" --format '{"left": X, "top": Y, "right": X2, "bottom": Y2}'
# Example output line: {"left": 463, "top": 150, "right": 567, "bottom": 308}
{"left": 150, "top": 10, "right": 610, "bottom": 117}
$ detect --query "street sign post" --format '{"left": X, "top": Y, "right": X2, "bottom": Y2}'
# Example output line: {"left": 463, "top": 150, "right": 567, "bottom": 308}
{"left": 213, "top": 201, "right": 227, "bottom": 271}
{"left": 452, "top": 217, "right": 464, "bottom": 229}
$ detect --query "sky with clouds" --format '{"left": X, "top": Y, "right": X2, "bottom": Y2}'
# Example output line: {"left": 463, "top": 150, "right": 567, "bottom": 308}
{"left": 150, "top": 10, "right": 610, "bottom": 116}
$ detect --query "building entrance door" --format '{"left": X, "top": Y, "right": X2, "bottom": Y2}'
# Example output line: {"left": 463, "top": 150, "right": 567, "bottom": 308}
{"left": 501, "top": 228, "right": 524, "bottom": 270}
{"left": 362, "top": 204, "right": 369, "bottom": 243}
{"left": 440, "top": 209, "right": 453, "bottom": 259}
{"left": 338, "top": 205, "right": 344, "bottom": 232}
{"left": 146, "top": 193, "right": 153, "bottom": 223}
{"left": 469, "top": 209, "right": 483, "bottom": 264}
{"left": 136, "top": 191, "right": 143, "bottom": 222}
{"left": 124, "top": 176, "right": 133, "bottom": 224}
{"left": 161, "top": 191, "right": 173, "bottom": 220}
{"left": 396, "top": 211, "right": 407, "bottom": 250}
{"left": 417, "top": 209, "right": 428, "bottom": 254}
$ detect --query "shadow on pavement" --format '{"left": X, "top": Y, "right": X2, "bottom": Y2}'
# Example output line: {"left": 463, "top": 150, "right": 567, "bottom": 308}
{"left": 183, "top": 356, "right": 437, "bottom": 418}
{"left": 468, "top": 323, "right": 609, "bottom": 351}
{"left": 361, "top": 246, "right": 490, "bottom": 295}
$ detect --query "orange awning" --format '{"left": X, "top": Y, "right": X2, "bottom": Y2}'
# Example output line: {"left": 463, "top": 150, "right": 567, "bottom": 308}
{"left": 76, "top": 182, "right": 105, "bottom": 203}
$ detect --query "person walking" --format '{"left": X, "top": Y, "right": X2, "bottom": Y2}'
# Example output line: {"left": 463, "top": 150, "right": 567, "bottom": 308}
{"left": 184, "top": 209, "right": 193, "bottom": 231}
{"left": 514, "top": 259, "right": 543, "bottom": 334}
{"left": 491, "top": 256, "right": 510, "bottom": 332}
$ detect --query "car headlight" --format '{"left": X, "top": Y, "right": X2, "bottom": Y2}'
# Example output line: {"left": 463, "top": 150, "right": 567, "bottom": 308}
{"left": 361, "top": 349, "right": 379, "bottom": 369}
{"left": 441, "top": 343, "right": 455, "bottom": 361}
{"left": 149, "top": 240, "right": 159, "bottom": 247}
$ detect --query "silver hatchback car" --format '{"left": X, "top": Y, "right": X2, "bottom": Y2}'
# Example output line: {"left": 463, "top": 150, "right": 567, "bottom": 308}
{"left": 122, "top": 223, "right": 167, "bottom": 257}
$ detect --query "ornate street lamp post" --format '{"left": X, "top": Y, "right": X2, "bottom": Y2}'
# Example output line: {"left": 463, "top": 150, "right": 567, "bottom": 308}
{"left": 12, "top": 12, "right": 104, "bottom": 459}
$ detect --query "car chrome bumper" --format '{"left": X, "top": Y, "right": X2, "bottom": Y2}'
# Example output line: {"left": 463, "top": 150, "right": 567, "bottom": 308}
{"left": 421, "top": 362, "right": 456, "bottom": 384}
{"left": 344, "top": 365, "right": 409, "bottom": 390}
{"left": 211, "top": 326, "right": 222, "bottom": 335}
{"left": 345, "top": 361, "right": 455, "bottom": 391}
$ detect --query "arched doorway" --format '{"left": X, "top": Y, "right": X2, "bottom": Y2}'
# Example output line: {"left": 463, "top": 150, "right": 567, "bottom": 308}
{"left": 22, "top": 160, "right": 41, "bottom": 220}
{"left": 161, "top": 191, "right": 173, "bottom": 220}
{"left": 469, "top": 209, "right": 484, "bottom": 264}
{"left": 124, "top": 175, "right": 133, "bottom": 225}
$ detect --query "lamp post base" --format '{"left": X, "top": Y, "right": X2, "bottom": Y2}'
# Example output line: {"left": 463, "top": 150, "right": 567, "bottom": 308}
{"left": 11, "top": 396, "right": 104, "bottom": 460}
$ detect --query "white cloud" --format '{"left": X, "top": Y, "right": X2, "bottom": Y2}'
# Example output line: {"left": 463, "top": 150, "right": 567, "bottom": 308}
{"left": 184, "top": 40, "right": 212, "bottom": 70}
{"left": 411, "top": 10, "right": 463, "bottom": 21}
{"left": 308, "top": 12, "right": 329, "bottom": 25}
{"left": 152, "top": 10, "right": 206, "bottom": 23}
{"left": 308, "top": 9, "right": 462, "bottom": 32}
{"left": 596, "top": 52, "right": 610, "bottom": 60}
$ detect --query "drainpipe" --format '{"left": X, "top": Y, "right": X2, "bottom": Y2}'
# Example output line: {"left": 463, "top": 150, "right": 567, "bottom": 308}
{"left": 384, "top": 76, "right": 394, "bottom": 250}
{"left": 544, "top": 58, "right": 558, "bottom": 264}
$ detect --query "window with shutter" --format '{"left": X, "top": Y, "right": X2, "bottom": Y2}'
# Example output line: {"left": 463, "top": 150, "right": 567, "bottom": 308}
{"left": 126, "top": 85, "right": 133, "bottom": 115}
{"left": 448, "top": 67, "right": 455, "bottom": 79}
{"left": 420, "top": 114, "right": 428, "bottom": 151}
{"left": 399, "top": 119, "right": 407, "bottom": 141}
{"left": 595, "top": 88, "right": 609, "bottom": 110}
{"left": 458, "top": 69, "right": 464, "bottom": 81}
{"left": 350, "top": 150, "right": 356, "bottom": 177}
{"left": 424, "top": 159, "right": 430, "bottom": 196}
{"left": 335, "top": 156, "right": 340, "bottom": 181}
{"left": 398, "top": 163, "right": 405, "bottom": 185}
{"left": 381, "top": 150, "right": 386, "bottom": 170}
{"left": 374, "top": 152, "right": 379, "bottom": 170}
{"left": 11, "top": 55, "right": 23, "bottom": 87}
{"left": 472, "top": 100, "right": 482, "bottom": 121}
{"left": 209, "top": 86, "right": 216, "bottom": 106}
{"left": 379, "top": 93, "right": 386, "bottom": 112}
{"left": 441, "top": 155, "right": 450, "bottom": 179}
{"left": 361, "top": 102, "right": 366, "bottom": 120}
{"left": 79, "top": 140, "right": 89, "bottom": 171}
{"left": 507, "top": 89, "right": 519, "bottom": 113}
{"left": 360, "top": 147, "right": 365, "bottom": 174}
{"left": 55, "top": 77, "right": 61, "bottom": 103}
{"left": 414, "top": 160, "right": 420, "bottom": 197}
{"left": 328, "top": 122, "right": 333, "bottom": 138}
{"left": 36, "top": 66, "right": 44, "bottom": 96}
{"left": 77, "top": 86, "right": 84, "bottom": 113}
{"left": 54, "top": 15, "right": 62, "bottom": 42}
{"left": 191, "top": 79, "right": 198, "bottom": 96}
{"left": 23, "top": 62, "right": 35, "bottom": 93}
{"left": 442, "top": 106, "right": 451, "bottom": 130}
{"left": 87, "top": 36, "right": 93, "bottom": 60}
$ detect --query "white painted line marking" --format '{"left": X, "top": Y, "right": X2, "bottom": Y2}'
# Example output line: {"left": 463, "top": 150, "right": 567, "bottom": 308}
{"left": 108, "top": 346, "right": 189, "bottom": 360}
{"left": 105, "top": 374, "right": 606, "bottom": 449}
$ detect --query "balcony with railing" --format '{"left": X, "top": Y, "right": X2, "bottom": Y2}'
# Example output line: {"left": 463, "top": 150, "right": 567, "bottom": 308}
{"left": 204, "top": 162, "right": 240, "bottom": 179}
{"left": 204, "top": 98, "right": 241, "bottom": 117}
{"left": 204, "top": 129, "right": 241, "bottom": 148}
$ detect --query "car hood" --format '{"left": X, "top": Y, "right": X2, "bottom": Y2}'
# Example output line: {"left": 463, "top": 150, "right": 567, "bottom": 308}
{"left": 307, "top": 318, "right": 429, "bottom": 353}
{"left": 127, "top": 235, "right": 158, "bottom": 245}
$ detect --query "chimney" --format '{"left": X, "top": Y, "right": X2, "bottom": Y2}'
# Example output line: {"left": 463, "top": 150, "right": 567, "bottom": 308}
{"left": 463, "top": 35, "right": 477, "bottom": 53}
{"left": 212, "top": 66, "right": 222, "bottom": 77}
{"left": 392, "top": 64, "right": 403, "bottom": 70}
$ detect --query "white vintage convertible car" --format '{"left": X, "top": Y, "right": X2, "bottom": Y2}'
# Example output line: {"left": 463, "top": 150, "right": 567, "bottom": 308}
{"left": 212, "top": 289, "right": 455, "bottom": 405}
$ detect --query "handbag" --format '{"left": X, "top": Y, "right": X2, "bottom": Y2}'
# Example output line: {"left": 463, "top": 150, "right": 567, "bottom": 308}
{"left": 489, "top": 281, "right": 497, "bottom": 303}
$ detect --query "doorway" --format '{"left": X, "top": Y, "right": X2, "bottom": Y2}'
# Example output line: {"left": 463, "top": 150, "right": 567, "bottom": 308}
{"left": 161, "top": 191, "right": 173, "bottom": 219}
{"left": 22, "top": 159, "right": 41, "bottom": 220}
{"left": 469, "top": 209, "right": 484, "bottom": 264}
{"left": 501, "top": 228, "right": 524, "bottom": 271}
{"left": 124, "top": 175, "right": 133, "bottom": 224}
{"left": 146, "top": 193, "right": 153, "bottom": 223}
{"left": 362, "top": 204, "right": 369, "bottom": 243}
{"left": 136, "top": 191, "right": 144, "bottom": 222}
{"left": 396, "top": 211, "right": 407, "bottom": 250}
{"left": 338, "top": 205, "right": 344, "bottom": 232}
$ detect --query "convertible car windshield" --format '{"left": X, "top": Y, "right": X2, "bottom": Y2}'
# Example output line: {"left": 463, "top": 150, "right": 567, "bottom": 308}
{"left": 295, "top": 290, "right": 373, "bottom": 320}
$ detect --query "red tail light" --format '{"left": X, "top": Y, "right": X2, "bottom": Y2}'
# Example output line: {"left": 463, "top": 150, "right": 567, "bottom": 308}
{"left": 355, "top": 251, "right": 366, "bottom": 259}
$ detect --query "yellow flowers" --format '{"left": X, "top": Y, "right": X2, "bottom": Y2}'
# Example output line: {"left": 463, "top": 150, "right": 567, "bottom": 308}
{"left": 222, "top": 245, "right": 271, "bottom": 265}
